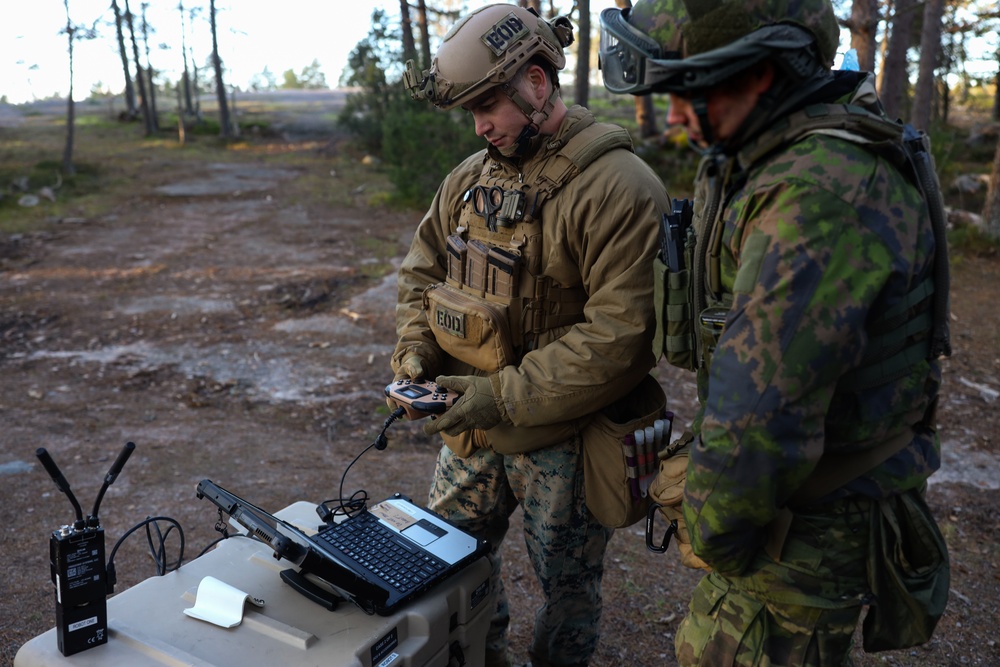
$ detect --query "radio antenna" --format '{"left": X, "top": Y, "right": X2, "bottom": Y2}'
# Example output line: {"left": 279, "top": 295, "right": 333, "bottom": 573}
{"left": 36, "top": 448, "right": 84, "bottom": 528}
{"left": 90, "top": 441, "right": 136, "bottom": 525}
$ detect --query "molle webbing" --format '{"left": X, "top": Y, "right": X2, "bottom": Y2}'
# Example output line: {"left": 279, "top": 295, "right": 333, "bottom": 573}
{"left": 838, "top": 276, "right": 934, "bottom": 391}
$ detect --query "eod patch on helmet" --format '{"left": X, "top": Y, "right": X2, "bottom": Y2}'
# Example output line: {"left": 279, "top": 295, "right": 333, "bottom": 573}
{"left": 404, "top": 4, "right": 573, "bottom": 111}
{"left": 481, "top": 12, "right": 531, "bottom": 56}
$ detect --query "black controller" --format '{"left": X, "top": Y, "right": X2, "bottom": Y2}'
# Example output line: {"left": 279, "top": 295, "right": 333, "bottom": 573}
{"left": 384, "top": 379, "right": 460, "bottom": 420}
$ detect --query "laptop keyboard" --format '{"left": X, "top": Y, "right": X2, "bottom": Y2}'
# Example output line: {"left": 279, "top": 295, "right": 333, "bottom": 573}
{"left": 318, "top": 511, "right": 446, "bottom": 594}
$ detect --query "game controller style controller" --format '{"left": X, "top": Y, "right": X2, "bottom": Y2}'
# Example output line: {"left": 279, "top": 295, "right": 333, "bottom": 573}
{"left": 384, "top": 379, "right": 460, "bottom": 420}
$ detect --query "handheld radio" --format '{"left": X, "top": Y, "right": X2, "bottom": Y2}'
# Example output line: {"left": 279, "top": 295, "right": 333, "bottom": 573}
{"left": 36, "top": 442, "right": 135, "bottom": 656}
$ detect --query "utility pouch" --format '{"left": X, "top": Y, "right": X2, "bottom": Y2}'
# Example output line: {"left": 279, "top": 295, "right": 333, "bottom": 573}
{"left": 423, "top": 282, "right": 516, "bottom": 373}
{"left": 582, "top": 375, "right": 667, "bottom": 528}
{"left": 465, "top": 240, "right": 490, "bottom": 295}
{"left": 446, "top": 235, "right": 467, "bottom": 284}
{"left": 863, "top": 488, "right": 950, "bottom": 652}
{"left": 487, "top": 246, "right": 520, "bottom": 299}
{"left": 653, "top": 253, "right": 697, "bottom": 371}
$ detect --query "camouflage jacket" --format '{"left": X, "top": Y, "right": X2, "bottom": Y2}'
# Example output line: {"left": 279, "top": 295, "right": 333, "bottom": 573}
{"left": 683, "top": 72, "right": 944, "bottom": 575}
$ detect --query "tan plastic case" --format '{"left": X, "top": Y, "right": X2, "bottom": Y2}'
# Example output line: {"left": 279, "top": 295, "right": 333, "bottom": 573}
{"left": 16, "top": 501, "right": 493, "bottom": 667}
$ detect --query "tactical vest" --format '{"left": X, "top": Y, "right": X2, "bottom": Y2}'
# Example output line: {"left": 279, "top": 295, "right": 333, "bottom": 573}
{"left": 658, "top": 103, "right": 951, "bottom": 392}
{"left": 424, "top": 120, "right": 634, "bottom": 373}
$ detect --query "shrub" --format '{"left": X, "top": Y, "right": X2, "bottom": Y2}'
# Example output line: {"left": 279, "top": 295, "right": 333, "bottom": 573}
{"left": 381, "top": 97, "right": 481, "bottom": 208}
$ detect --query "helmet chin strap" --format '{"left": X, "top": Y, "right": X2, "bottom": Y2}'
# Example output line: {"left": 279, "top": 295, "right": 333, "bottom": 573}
{"left": 502, "top": 83, "right": 559, "bottom": 155}
{"left": 691, "top": 95, "right": 715, "bottom": 149}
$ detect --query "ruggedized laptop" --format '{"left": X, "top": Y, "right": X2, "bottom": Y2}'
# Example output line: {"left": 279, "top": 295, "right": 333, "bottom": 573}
{"left": 196, "top": 479, "right": 489, "bottom": 616}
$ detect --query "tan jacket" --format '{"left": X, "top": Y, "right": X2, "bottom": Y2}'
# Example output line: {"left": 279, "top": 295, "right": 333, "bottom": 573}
{"left": 393, "top": 106, "right": 669, "bottom": 451}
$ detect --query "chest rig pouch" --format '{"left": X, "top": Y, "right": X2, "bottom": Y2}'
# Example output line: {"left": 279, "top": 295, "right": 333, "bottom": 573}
{"left": 424, "top": 122, "right": 633, "bottom": 374}
{"left": 653, "top": 153, "right": 731, "bottom": 371}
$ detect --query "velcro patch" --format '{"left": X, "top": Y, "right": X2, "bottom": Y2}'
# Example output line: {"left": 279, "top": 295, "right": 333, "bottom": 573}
{"left": 481, "top": 12, "right": 530, "bottom": 56}
{"left": 434, "top": 306, "right": 466, "bottom": 338}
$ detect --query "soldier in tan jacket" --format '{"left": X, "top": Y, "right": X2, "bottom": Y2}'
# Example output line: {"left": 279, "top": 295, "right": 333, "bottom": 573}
{"left": 397, "top": 5, "right": 671, "bottom": 666}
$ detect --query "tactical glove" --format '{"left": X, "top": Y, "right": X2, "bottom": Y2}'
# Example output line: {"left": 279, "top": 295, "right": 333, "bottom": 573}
{"left": 649, "top": 437, "right": 711, "bottom": 572}
{"left": 393, "top": 354, "right": 428, "bottom": 382}
{"left": 387, "top": 354, "right": 429, "bottom": 411}
{"left": 423, "top": 374, "right": 503, "bottom": 437}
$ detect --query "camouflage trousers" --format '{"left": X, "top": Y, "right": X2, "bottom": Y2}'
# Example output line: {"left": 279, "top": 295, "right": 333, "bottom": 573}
{"left": 428, "top": 436, "right": 613, "bottom": 667}
{"left": 676, "top": 499, "right": 872, "bottom": 666}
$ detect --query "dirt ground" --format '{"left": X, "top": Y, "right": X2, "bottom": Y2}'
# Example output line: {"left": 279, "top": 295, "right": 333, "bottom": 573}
{"left": 1, "top": 96, "right": 998, "bottom": 667}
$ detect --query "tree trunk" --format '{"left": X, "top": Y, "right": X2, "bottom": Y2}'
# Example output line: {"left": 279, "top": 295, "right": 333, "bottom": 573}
{"left": 209, "top": 0, "right": 233, "bottom": 138}
{"left": 191, "top": 59, "right": 202, "bottom": 122}
{"left": 176, "top": 83, "right": 186, "bottom": 146}
{"left": 635, "top": 96, "right": 657, "bottom": 137}
{"left": 417, "top": 0, "right": 431, "bottom": 70}
{"left": 187, "top": 5, "right": 202, "bottom": 122}
{"left": 140, "top": 4, "right": 159, "bottom": 132}
{"left": 984, "top": 138, "right": 1000, "bottom": 241}
{"left": 125, "top": 0, "right": 154, "bottom": 136}
{"left": 574, "top": 0, "right": 591, "bottom": 108}
{"left": 848, "top": 0, "right": 879, "bottom": 72}
{"left": 179, "top": 1, "right": 193, "bottom": 115}
{"left": 61, "top": 0, "right": 76, "bottom": 175}
{"left": 111, "top": 0, "right": 136, "bottom": 118}
{"left": 879, "top": 0, "right": 917, "bottom": 121}
{"left": 993, "top": 54, "right": 1000, "bottom": 122}
{"left": 399, "top": 0, "right": 417, "bottom": 64}
{"left": 911, "top": 0, "right": 945, "bottom": 130}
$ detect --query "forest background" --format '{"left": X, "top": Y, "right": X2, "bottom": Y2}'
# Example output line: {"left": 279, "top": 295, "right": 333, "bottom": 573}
{"left": 2, "top": 0, "right": 999, "bottom": 666}
{"left": 4, "top": 0, "right": 1000, "bottom": 232}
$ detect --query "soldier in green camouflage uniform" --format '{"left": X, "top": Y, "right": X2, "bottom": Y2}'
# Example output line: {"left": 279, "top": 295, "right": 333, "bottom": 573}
{"left": 397, "top": 5, "right": 671, "bottom": 666}
{"left": 600, "top": 0, "right": 950, "bottom": 664}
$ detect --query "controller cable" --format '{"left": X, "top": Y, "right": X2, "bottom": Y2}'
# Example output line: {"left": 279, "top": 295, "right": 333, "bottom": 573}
{"left": 317, "top": 406, "right": 406, "bottom": 524}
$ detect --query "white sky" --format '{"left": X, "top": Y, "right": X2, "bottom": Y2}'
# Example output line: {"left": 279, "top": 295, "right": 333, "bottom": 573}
{"left": 0, "top": 1, "right": 626, "bottom": 105}
{"left": 10, "top": 1, "right": 986, "bottom": 107}
{"left": 1, "top": 1, "right": 383, "bottom": 103}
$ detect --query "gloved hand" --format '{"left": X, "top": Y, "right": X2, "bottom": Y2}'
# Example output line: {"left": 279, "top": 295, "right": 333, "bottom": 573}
{"left": 649, "top": 439, "right": 711, "bottom": 572}
{"left": 387, "top": 355, "right": 429, "bottom": 411}
{"left": 423, "top": 374, "right": 503, "bottom": 437}
{"left": 393, "top": 355, "right": 427, "bottom": 382}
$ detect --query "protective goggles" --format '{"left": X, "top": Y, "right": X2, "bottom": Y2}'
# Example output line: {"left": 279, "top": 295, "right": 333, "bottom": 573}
{"left": 598, "top": 8, "right": 681, "bottom": 95}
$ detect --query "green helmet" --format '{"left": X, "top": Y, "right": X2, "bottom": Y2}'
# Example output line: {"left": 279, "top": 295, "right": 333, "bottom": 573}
{"left": 404, "top": 4, "right": 574, "bottom": 110}
{"left": 599, "top": 0, "right": 839, "bottom": 95}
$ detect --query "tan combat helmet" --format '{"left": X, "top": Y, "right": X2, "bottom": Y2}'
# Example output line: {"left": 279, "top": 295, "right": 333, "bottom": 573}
{"left": 404, "top": 4, "right": 574, "bottom": 112}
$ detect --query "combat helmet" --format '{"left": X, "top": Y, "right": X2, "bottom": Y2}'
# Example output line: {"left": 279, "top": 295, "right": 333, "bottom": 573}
{"left": 598, "top": 0, "right": 839, "bottom": 96}
{"left": 404, "top": 4, "right": 574, "bottom": 111}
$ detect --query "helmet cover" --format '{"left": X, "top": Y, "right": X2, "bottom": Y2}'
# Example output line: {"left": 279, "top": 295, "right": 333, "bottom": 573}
{"left": 405, "top": 4, "right": 574, "bottom": 110}
{"left": 599, "top": 0, "right": 839, "bottom": 95}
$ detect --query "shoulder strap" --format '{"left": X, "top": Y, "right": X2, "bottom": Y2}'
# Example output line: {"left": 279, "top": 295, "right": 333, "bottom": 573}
{"left": 739, "top": 103, "right": 903, "bottom": 168}
{"left": 531, "top": 122, "right": 633, "bottom": 206}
